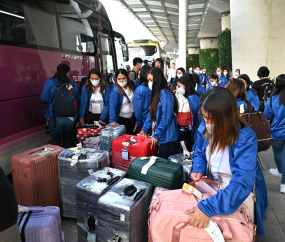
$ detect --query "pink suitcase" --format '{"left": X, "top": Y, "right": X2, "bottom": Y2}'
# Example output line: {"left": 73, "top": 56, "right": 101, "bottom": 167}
{"left": 148, "top": 179, "right": 255, "bottom": 242}
{"left": 11, "top": 145, "right": 64, "bottom": 207}
{"left": 18, "top": 206, "right": 64, "bottom": 242}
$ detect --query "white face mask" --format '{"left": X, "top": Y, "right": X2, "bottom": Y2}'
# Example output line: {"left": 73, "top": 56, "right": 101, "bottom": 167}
{"left": 176, "top": 86, "right": 185, "bottom": 96}
{"left": 190, "top": 68, "right": 192, "bottom": 71}
{"left": 203, "top": 72, "right": 206, "bottom": 74}
{"left": 206, "top": 123, "right": 214, "bottom": 135}
{"left": 118, "top": 81, "right": 127, "bottom": 88}
{"left": 216, "top": 71, "right": 221, "bottom": 76}
{"left": 235, "top": 72, "right": 239, "bottom": 76}
{"left": 200, "top": 71, "right": 203, "bottom": 74}
{"left": 224, "top": 72, "right": 228, "bottom": 76}
{"left": 177, "top": 74, "right": 183, "bottom": 78}
{"left": 148, "top": 81, "right": 153, "bottom": 90}
{"left": 210, "top": 81, "right": 217, "bottom": 86}
{"left": 91, "top": 79, "right": 100, "bottom": 86}
{"left": 195, "top": 70, "right": 200, "bottom": 74}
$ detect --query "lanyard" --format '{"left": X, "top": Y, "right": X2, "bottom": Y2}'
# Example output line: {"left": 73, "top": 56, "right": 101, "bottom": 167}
{"left": 207, "top": 150, "right": 225, "bottom": 179}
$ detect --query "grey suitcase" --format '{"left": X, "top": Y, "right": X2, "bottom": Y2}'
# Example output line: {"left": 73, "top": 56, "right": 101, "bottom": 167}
{"left": 58, "top": 148, "right": 109, "bottom": 218}
{"left": 168, "top": 153, "right": 193, "bottom": 183}
{"left": 100, "top": 125, "right": 126, "bottom": 166}
{"left": 98, "top": 178, "right": 152, "bottom": 242}
{"left": 76, "top": 168, "right": 127, "bottom": 242}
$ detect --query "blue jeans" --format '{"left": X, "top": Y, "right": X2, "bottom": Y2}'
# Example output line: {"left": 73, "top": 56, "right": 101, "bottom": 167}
{"left": 48, "top": 117, "right": 74, "bottom": 148}
{"left": 271, "top": 140, "right": 285, "bottom": 184}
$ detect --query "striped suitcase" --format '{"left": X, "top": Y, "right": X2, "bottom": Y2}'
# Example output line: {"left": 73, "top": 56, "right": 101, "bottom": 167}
{"left": 11, "top": 145, "right": 64, "bottom": 207}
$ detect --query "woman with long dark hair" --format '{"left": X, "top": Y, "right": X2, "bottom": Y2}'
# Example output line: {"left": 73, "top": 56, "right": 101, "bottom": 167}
{"left": 226, "top": 78, "right": 258, "bottom": 111}
{"left": 41, "top": 64, "right": 80, "bottom": 148}
{"left": 171, "top": 67, "right": 186, "bottom": 89}
{"left": 264, "top": 74, "right": 285, "bottom": 193}
{"left": 139, "top": 68, "right": 180, "bottom": 158}
{"left": 187, "top": 87, "right": 268, "bottom": 236}
{"left": 133, "top": 65, "right": 152, "bottom": 132}
{"left": 238, "top": 74, "right": 259, "bottom": 111}
{"left": 193, "top": 73, "right": 206, "bottom": 94}
{"left": 109, "top": 69, "right": 138, "bottom": 134}
{"left": 79, "top": 68, "right": 110, "bottom": 126}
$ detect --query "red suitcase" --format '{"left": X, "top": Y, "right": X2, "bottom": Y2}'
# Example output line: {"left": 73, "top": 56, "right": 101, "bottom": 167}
{"left": 11, "top": 145, "right": 64, "bottom": 207}
{"left": 112, "top": 135, "right": 157, "bottom": 172}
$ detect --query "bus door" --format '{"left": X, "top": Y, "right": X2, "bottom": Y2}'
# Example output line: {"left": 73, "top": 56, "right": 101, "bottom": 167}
{"left": 97, "top": 32, "right": 115, "bottom": 85}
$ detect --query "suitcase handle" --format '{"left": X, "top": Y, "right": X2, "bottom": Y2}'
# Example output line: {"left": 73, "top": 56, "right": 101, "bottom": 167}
{"left": 123, "top": 185, "right": 137, "bottom": 196}
{"left": 134, "top": 189, "right": 145, "bottom": 202}
{"left": 107, "top": 176, "right": 120, "bottom": 186}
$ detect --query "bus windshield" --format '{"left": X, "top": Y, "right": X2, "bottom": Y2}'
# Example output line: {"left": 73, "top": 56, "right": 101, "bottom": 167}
{"left": 128, "top": 46, "right": 157, "bottom": 57}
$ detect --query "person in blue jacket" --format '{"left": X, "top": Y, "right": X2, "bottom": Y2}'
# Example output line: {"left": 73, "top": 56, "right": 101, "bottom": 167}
{"left": 216, "top": 67, "right": 228, "bottom": 87}
{"left": 206, "top": 74, "right": 218, "bottom": 91}
{"left": 186, "top": 87, "right": 268, "bottom": 236}
{"left": 171, "top": 67, "right": 186, "bottom": 89}
{"left": 79, "top": 68, "right": 110, "bottom": 126}
{"left": 200, "top": 68, "right": 209, "bottom": 87}
{"left": 139, "top": 68, "right": 180, "bottom": 158}
{"left": 193, "top": 73, "right": 207, "bottom": 94}
{"left": 109, "top": 69, "right": 138, "bottom": 134}
{"left": 264, "top": 74, "right": 285, "bottom": 193}
{"left": 41, "top": 64, "right": 80, "bottom": 148}
{"left": 226, "top": 79, "right": 259, "bottom": 112}
{"left": 133, "top": 65, "right": 152, "bottom": 133}
{"left": 238, "top": 74, "right": 259, "bottom": 111}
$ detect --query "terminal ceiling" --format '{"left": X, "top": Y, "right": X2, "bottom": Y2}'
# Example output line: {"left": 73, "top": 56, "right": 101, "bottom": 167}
{"left": 115, "top": 0, "right": 230, "bottom": 52}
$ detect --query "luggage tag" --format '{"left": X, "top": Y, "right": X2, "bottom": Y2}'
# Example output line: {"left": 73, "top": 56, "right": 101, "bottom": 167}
{"left": 94, "top": 121, "right": 102, "bottom": 128}
{"left": 77, "top": 143, "right": 83, "bottom": 148}
{"left": 182, "top": 183, "right": 202, "bottom": 199}
{"left": 240, "top": 104, "right": 245, "bottom": 114}
{"left": 87, "top": 232, "right": 96, "bottom": 242}
{"left": 205, "top": 220, "right": 225, "bottom": 242}
{"left": 122, "top": 146, "right": 129, "bottom": 161}
{"left": 71, "top": 153, "right": 80, "bottom": 166}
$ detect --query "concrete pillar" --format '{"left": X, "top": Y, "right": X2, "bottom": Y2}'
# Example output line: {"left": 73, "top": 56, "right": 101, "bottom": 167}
{"left": 188, "top": 47, "right": 200, "bottom": 55}
{"left": 200, "top": 38, "right": 218, "bottom": 49}
{"left": 178, "top": 0, "right": 187, "bottom": 69}
{"left": 221, "top": 15, "right": 231, "bottom": 31}
{"left": 231, "top": 0, "right": 285, "bottom": 81}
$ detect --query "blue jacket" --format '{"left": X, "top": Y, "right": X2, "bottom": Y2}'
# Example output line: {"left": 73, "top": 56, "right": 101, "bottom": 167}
{"left": 171, "top": 78, "right": 176, "bottom": 87}
{"left": 264, "top": 94, "right": 285, "bottom": 140}
{"left": 246, "top": 89, "right": 259, "bottom": 111}
{"left": 41, "top": 78, "right": 81, "bottom": 121}
{"left": 200, "top": 74, "right": 209, "bottom": 86}
{"left": 192, "top": 122, "right": 268, "bottom": 236}
{"left": 236, "top": 98, "right": 256, "bottom": 112}
{"left": 134, "top": 85, "right": 151, "bottom": 127}
{"left": 197, "top": 85, "right": 207, "bottom": 95}
{"left": 188, "top": 95, "right": 201, "bottom": 141}
{"left": 109, "top": 81, "right": 138, "bottom": 123}
{"left": 142, "top": 89, "right": 180, "bottom": 144}
{"left": 79, "top": 84, "right": 111, "bottom": 122}
{"left": 218, "top": 75, "right": 228, "bottom": 87}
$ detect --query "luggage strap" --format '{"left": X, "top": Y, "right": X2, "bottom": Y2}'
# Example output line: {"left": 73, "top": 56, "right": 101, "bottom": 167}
{"left": 18, "top": 211, "right": 33, "bottom": 242}
{"left": 141, "top": 156, "right": 159, "bottom": 175}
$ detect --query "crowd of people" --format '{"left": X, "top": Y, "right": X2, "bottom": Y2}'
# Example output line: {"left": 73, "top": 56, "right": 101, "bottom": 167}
{"left": 1, "top": 59, "right": 282, "bottom": 240}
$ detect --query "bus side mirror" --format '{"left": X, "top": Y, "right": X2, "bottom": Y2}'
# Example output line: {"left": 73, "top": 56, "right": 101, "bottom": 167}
{"left": 121, "top": 43, "right": 129, "bottom": 62}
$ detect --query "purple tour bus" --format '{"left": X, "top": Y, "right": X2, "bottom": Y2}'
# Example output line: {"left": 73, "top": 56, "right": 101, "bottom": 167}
{"left": 0, "top": 0, "right": 129, "bottom": 175}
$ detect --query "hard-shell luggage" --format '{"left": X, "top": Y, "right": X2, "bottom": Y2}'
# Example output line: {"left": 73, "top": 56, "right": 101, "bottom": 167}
{"left": 58, "top": 148, "right": 109, "bottom": 218}
{"left": 18, "top": 206, "right": 64, "bottom": 242}
{"left": 76, "top": 124, "right": 104, "bottom": 149}
{"left": 168, "top": 153, "right": 193, "bottom": 183}
{"left": 100, "top": 125, "right": 126, "bottom": 165}
{"left": 148, "top": 179, "right": 255, "bottom": 242}
{"left": 76, "top": 168, "right": 127, "bottom": 242}
{"left": 112, "top": 135, "right": 158, "bottom": 172}
{"left": 98, "top": 178, "right": 152, "bottom": 242}
{"left": 11, "top": 145, "right": 64, "bottom": 207}
{"left": 128, "top": 156, "right": 183, "bottom": 190}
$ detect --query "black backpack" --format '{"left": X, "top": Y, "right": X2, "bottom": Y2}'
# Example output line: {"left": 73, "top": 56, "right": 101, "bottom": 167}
{"left": 52, "top": 78, "right": 78, "bottom": 126}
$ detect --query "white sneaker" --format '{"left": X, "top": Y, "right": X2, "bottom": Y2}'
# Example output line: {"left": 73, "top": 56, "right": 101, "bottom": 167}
{"left": 280, "top": 184, "right": 285, "bottom": 194}
{"left": 269, "top": 168, "right": 282, "bottom": 178}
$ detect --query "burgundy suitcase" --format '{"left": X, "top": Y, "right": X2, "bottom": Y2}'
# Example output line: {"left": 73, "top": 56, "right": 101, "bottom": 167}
{"left": 11, "top": 145, "right": 64, "bottom": 207}
{"left": 18, "top": 206, "right": 64, "bottom": 242}
{"left": 112, "top": 135, "right": 157, "bottom": 172}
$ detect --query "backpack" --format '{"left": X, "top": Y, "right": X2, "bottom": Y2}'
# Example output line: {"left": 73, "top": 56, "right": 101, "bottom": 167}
{"left": 129, "top": 70, "right": 137, "bottom": 80}
{"left": 174, "top": 92, "right": 192, "bottom": 126}
{"left": 52, "top": 78, "right": 78, "bottom": 126}
{"left": 239, "top": 101, "right": 272, "bottom": 152}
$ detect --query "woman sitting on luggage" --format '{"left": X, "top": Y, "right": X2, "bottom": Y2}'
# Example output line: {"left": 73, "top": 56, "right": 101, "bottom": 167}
{"left": 79, "top": 68, "right": 110, "bottom": 126}
{"left": 133, "top": 65, "right": 152, "bottom": 133}
{"left": 264, "top": 74, "right": 285, "bottom": 193}
{"left": 109, "top": 69, "right": 138, "bottom": 134}
{"left": 226, "top": 78, "right": 256, "bottom": 112}
{"left": 41, "top": 64, "right": 80, "bottom": 148}
{"left": 171, "top": 67, "right": 186, "bottom": 89}
{"left": 238, "top": 74, "right": 259, "bottom": 111}
{"left": 139, "top": 68, "right": 180, "bottom": 159}
{"left": 188, "top": 87, "right": 268, "bottom": 236}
